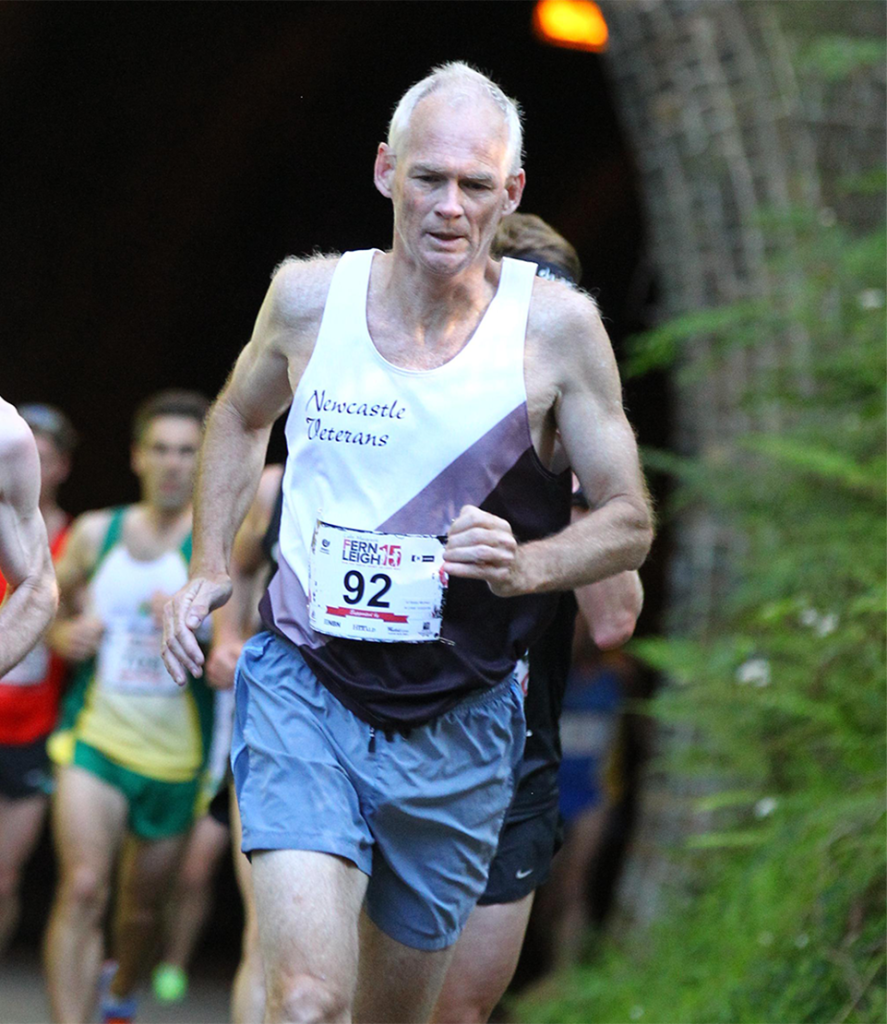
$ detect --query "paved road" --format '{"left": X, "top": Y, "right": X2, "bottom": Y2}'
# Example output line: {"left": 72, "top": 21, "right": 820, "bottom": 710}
{"left": 1, "top": 940, "right": 523, "bottom": 1024}
{"left": 0, "top": 949, "right": 233, "bottom": 1024}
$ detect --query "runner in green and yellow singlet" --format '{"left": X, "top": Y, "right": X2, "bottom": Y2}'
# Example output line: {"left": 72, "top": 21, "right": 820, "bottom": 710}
{"left": 43, "top": 390, "right": 214, "bottom": 1024}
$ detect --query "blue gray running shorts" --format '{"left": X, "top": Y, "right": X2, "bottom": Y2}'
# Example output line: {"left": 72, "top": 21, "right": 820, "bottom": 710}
{"left": 231, "top": 631, "right": 525, "bottom": 951}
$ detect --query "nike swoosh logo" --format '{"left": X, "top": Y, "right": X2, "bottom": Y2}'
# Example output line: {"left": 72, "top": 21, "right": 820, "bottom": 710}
{"left": 515, "top": 868, "right": 533, "bottom": 879}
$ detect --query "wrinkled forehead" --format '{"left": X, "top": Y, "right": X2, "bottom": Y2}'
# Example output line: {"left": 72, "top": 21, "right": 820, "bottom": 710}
{"left": 401, "top": 88, "right": 511, "bottom": 170}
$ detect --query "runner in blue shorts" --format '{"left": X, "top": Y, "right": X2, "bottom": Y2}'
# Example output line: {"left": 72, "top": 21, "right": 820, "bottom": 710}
{"left": 164, "top": 62, "right": 652, "bottom": 1023}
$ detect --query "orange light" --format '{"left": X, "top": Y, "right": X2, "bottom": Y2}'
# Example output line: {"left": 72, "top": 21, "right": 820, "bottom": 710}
{"left": 533, "top": 0, "right": 609, "bottom": 53}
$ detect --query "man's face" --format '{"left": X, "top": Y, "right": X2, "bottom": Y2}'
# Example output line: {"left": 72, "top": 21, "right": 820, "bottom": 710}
{"left": 375, "top": 91, "right": 525, "bottom": 277}
{"left": 33, "top": 433, "right": 71, "bottom": 502}
{"left": 131, "top": 415, "right": 202, "bottom": 512}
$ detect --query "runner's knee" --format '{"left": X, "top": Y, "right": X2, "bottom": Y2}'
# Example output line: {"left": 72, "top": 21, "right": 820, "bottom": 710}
{"left": 434, "top": 988, "right": 495, "bottom": 1024}
{"left": 267, "top": 973, "right": 350, "bottom": 1024}
{"left": 60, "top": 865, "right": 109, "bottom": 921}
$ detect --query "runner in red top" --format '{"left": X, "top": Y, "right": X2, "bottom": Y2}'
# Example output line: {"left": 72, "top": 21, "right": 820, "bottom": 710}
{"left": 0, "top": 403, "right": 76, "bottom": 955}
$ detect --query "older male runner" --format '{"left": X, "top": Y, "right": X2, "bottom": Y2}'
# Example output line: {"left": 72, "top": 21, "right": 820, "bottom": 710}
{"left": 163, "top": 62, "right": 652, "bottom": 1024}
{"left": 0, "top": 404, "right": 75, "bottom": 956}
{"left": 44, "top": 390, "right": 213, "bottom": 1024}
{"left": 0, "top": 398, "right": 58, "bottom": 678}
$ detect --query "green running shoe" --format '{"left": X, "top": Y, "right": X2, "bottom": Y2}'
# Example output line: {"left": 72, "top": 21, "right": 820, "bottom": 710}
{"left": 152, "top": 963, "right": 188, "bottom": 1004}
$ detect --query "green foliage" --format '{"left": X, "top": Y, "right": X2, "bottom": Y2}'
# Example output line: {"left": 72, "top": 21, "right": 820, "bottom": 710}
{"left": 515, "top": 196, "right": 885, "bottom": 1021}
{"left": 839, "top": 169, "right": 887, "bottom": 198}
{"left": 798, "top": 35, "right": 887, "bottom": 81}
{"left": 624, "top": 301, "right": 766, "bottom": 379}
{"left": 517, "top": 802, "right": 885, "bottom": 1023}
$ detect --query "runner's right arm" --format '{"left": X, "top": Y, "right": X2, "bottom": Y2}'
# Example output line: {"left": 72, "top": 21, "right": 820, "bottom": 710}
{"left": 204, "top": 464, "right": 283, "bottom": 689}
{"left": 162, "top": 259, "right": 335, "bottom": 684}
{"left": 575, "top": 570, "right": 643, "bottom": 651}
{"left": 0, "top": 406, "right": 59, "bottom": 675}
{"left": 568, "top": 499, "right": 644, "bottom": 650}
{"left": 46, "top": 511, "right": 108, "bottom": 662}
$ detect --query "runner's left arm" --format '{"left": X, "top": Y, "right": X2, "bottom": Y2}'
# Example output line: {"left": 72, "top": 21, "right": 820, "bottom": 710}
{"left": 204, "top": 465, "right": 284, "bottom": 689}
{"left": 0, "top": 407, "right": 59, "bottom": 675}
{"left": 444, "top": 289, "right": 653, "bottom": 596}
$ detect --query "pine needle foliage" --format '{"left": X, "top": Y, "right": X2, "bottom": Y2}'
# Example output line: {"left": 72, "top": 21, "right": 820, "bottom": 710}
{"left": 515, "top": 185, "right": 885, "bottom": 1024}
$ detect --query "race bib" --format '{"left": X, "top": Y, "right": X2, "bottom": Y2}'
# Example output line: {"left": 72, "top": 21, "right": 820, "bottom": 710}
{"left": 98, "top": 613, "right": 181, "bottom": 695}
{"left": 309, "top": 521, "right": 447, "bottom": 643}
{"left": 1, "top": 642, "right": 50, "bottom": 686}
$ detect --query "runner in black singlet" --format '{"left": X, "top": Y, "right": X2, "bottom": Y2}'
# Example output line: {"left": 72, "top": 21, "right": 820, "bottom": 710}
{"left": 206, "top": 464, "right": 283, "bottom": 1024}
{"left": 431, "top": 216, "right": 645, "bottom": 1024}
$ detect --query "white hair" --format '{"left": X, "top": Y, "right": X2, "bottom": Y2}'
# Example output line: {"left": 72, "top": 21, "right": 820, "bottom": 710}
{"left": 387, "top": 62, "right": 524, "bottom": 176}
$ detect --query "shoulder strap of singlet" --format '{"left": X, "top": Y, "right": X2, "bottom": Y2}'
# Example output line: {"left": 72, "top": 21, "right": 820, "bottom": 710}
{"left": 329, "top": 248, "right": 375, "bottom": 297}
{"left": 312, "top": 249, "right": 376, "bottom": 352}
{"left": 450, "top": 256, "right": 536, "bottom": 395}
{"left": 90, "top": 506, "right": 126, "bottom": 579}
{"left": 497, "top": 256, "right": 538, "bottom": 325}
{"left": 91, "top": 508, "right": 192, "bottom": 577}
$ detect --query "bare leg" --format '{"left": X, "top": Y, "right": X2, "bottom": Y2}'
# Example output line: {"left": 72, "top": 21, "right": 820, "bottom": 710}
{"left": 545, "top": 806, "right": 607, "bottom": 972}
{"left": 43, "top": 765, "right": 128, "bottom": 1024}
{"left": 252, "top": 848, "right": 367, "bottom": 1024}
{"left": 110, "top": 830, "right": 189, "bottom": 999}
{"left": 430, "top": 894, "right": 534, "bottom": 1024}
{"left": 230, "top": 794, "right": 265, "bottom": 1024}
{"left": 161, "top": 813, "right": 229, "bottom": 970}
{"left": 0, "top": 792, "right": 48, "bottom": 955}
{"left": 354, "top": 913, "right": 456, "bottom": 1024}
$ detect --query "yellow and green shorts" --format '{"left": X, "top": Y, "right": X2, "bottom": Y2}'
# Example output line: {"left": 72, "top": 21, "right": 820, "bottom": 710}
{"left": 67, "top": 739, "right": 200, "bottom": 840}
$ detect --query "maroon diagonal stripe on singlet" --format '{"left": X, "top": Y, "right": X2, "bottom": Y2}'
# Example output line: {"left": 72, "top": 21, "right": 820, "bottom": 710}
{"left": 260, "top": 556, "right": 327, "bottom": 650}
{"left": 376, "top": 403, "right": 532, "bottom": 535}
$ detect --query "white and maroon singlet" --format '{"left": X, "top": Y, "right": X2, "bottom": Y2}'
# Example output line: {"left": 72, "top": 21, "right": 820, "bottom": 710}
{"left": 260, "top": 249, "right": 570, "bottom": 728}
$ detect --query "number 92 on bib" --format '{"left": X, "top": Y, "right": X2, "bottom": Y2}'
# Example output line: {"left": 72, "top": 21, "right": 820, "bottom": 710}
{"left": 309, "top": 521, "right": 448, "bottom": 643}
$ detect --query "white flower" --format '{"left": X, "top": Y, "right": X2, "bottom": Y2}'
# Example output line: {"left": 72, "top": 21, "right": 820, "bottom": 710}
{"left": 799, "top": 607, "right": 819, "bottom": 628}
{"left": 816, "top": 613, "right": 838, "bottom": 637}
{"left": 754, "top": 797, "right": 778, "bottom": 818}
{"left": 758, "top": 931, "right": 775, "bottom": 947}
{"left": 795, "top": 933, "right": 810, "bottom": 949}
{"left": 629, "top": 1007, "right": 645, "bottom": 1021}
{"left": 799, "top": 607, "right": 839, "bottom": 637}
{"left": 857, "top": 289, "right": 885, "bottom": 310}
{"left": 736, "top": 658, "right": 771, "bottom": 687}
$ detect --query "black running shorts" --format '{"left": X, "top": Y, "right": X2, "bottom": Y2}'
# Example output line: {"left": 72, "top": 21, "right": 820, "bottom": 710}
{"left": 478, "top": 768, "right": 562, "bottom": 906}
{"left": 0, "top": 736, "right": 53, "bottom": 799}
